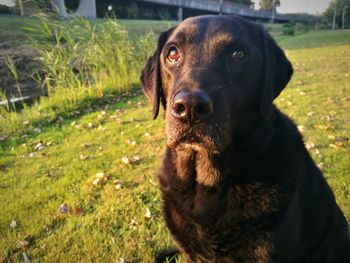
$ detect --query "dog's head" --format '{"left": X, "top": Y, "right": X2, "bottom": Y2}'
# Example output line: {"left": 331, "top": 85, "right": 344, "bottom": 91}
{"left": 141, "top": 15, "right": 292, "bottom": 153}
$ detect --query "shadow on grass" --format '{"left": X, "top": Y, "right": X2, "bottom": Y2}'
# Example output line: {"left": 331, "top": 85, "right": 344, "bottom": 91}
{"left": 0, "top": 84, "right": 146, "bottom": 151}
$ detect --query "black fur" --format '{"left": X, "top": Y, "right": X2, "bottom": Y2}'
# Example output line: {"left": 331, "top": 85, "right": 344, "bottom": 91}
{"left": 141, "top": 15, "right": 350, "bottom": 263}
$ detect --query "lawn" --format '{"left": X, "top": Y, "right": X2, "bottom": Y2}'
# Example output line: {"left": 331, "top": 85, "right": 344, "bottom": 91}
{"left": 0, "top": 17, "right": 350, "bottom": 262}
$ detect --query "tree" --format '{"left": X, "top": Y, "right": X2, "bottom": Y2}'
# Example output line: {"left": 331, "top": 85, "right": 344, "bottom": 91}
{"left": 259, "top": 0, "right": 280, "bottom": 11}
{"left": 324, "top": 0, "right": 350, "bottom": 29}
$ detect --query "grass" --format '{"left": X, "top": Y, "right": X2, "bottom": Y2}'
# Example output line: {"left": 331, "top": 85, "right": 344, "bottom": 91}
{"left": 277, "top": 30, "right": 350, "bottom": 49}
{"left": 0, "top": 17, "right": 350, "bottom": 262}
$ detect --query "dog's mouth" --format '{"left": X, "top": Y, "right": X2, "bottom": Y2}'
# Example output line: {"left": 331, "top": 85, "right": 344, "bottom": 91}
{"left": 166, "top": 121, "right": 231, "bottom": 153}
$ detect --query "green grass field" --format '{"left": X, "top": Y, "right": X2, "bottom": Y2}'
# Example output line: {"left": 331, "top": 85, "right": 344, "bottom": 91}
{"left": 0, "top": 17, "right": 350, "bottom": 262}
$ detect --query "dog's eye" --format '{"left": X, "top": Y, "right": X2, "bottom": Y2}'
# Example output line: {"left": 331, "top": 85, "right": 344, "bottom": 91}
{"left": 167, "top": 46, "right": 180, "bottom": 63}
{"left": 232, "top": 50, "right": 245, "bottom": 61}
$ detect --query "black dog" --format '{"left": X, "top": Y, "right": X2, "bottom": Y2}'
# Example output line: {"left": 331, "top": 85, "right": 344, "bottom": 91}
{"left": 141, "top": 15, "right": 350, "bottom": 262}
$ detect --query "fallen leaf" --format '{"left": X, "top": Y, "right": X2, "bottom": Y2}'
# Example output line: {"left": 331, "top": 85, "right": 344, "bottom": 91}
{"left": 79, "top": 155, "right": 90, "bottom": 160}
{"left": 118, "top": 257, "right": 130, "bottom": 263}
{"left": 0, "top": 135, "right": 8, "bottom": 142}
{"left": 109, "top": 115, "right": 119, "bottom": 120}
{"left": 125, "top": 140, "right": 137, "bottom": 146}
{"left": 92, "top": 178, "right": 101, "bottom": 185}
{"left": 72, "top": 207, "right": 84, "bottom": 216}
{"left": 34, "top": 142, "right": 45, "bottom": 151}
{"left": 23, "top": 252, "right": 30, "bottom": 263}
{"left": 33, "top": 128, "right": 41, "bottom": 133}
{"left": 305, "top": 142, "right": 315, "bottom": 150}
{"left": 335, "top": 142, "right": 344, "bottom": 147}
{"left": 81, "top": 143, "right": 93, "bottom": 148}
{"left": 97, "top": 125, "right": 106, "bottom": 131}
{"left": 17, "top": 240, "right": 30, "bottom": 249}
{"left": 95, "top": 172, "right": 110, "bottom": 180}
{"left": 144, "top": 208, "right": 152, "bottom": 219}
{"left": 75, "top": 124, "right": 83, "bottom": 130}
{"left": 314, "top": 149, "right": 321, "bottom": 156}
{"left": 297, "top": 125, "right": 304, "bottom": 133}
{"left": 51, "top": 115, "right": 64, "bottom": 124}
{"left": 27, "top": 152, "right": 37, "bottom": 158}
{"left": 10, "top": 220, "right": 18, "bottom": 228}
{"left": 58, "top": 203, "right": 70, "bottom": 214}
{"left": 130, "top": 218, "right": 138, "bottom": 226}
{"left": 113, "top": 180, "right": 123, "bottom": 190}
{"left": 122, "top": 156, "right": 130, "bottom": 164}
{"left": 317, "top": 162, "right": 324, "bottom": 170}
{"left": 131, "top": 156, "right": 141, "bottom": 163}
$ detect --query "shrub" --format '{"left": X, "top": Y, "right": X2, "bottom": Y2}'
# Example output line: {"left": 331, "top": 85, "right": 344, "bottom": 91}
{"left": 282, "top": 23, "right": 295, "bottom": 36}
{"left": 0, "top": 4, "right": 11, "bottom": 14}
{"left": 26, "top": 15, "right": 154, "bottom": 100}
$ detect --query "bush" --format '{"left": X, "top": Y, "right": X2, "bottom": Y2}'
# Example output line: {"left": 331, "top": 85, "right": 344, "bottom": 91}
{"left": 0, "top": 4, "right": 11, "bottom": 14}
{"left": 25, "top": 15, "right": 155, "bottom": 104}
{"left": 282, "top": 23, "right": 295, "bottom": 36}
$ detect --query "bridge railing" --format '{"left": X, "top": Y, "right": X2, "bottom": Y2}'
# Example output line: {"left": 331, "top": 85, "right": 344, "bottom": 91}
{"left": 139, "top": 0, "right": 301, "bottom": 22}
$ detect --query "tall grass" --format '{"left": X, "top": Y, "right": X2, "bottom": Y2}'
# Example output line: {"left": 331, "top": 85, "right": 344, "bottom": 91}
{"left": 28, "top": 14, "right": 154, "bottom": 97}
{"left": 0, "top": 15, "right": 156, "bottom": 136}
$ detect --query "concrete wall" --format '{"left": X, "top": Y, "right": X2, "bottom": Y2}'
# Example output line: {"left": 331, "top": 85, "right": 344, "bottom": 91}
{"left": 51, "top": 0, "right": 96, "bottom": 18}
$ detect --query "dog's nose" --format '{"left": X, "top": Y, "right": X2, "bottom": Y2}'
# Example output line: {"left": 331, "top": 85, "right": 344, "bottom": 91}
{"left": 172, "top": 91, "right": 213, "bottom": 126}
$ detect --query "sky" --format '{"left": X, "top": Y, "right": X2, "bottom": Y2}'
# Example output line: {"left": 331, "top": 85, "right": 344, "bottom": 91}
{"left": 0, "top": 0, "right": 333, "bottom": 15}
{"left": 251, "top": 0, "right": 333, "bottom": 14}
{"left": 0, "top": 0, "right": 14, "bottom": 7}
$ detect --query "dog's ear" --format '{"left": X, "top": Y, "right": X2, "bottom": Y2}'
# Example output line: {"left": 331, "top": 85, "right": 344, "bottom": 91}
{"left": 140, "top": 27, "right": 175, "bottom": 120}
{"left": 260, "top": 30, "right": 293, "bottom": 118}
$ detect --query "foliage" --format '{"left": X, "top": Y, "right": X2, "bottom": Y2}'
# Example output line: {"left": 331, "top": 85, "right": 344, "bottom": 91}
{"left": 32, "top": 0, "right": 50, "bottom": 9}
{"left": 259, "top": 0, "right": 280, "bottom": 11}
{"left": 324, "top": 0, "right": 350, "bottom": 29}
{"left": 282, "top": 23, "right": 295, "bottom": 36}
{"left": 225, "top": 0, "right": 253, "bottom": 7}
{"left": 280, "top": 19, "right": 315, "bottom": 37}
{"left": 0, "top": 4, "right": 11, "bottom": 14}
{"left": 23, "top": 15, "right": 153, "bottom": 107}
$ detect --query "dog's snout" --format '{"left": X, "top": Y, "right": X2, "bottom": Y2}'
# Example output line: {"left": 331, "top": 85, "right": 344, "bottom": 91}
{"left": 172, "top": 91, "right": 213, "bottom": 126}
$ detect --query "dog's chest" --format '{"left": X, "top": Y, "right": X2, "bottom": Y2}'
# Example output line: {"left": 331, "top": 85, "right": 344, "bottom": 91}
{"left": 161, "top": 147, "right": 286, "bottom": 261}
{"left": 164, "top": 179, "right": 284, "bottom": 262}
